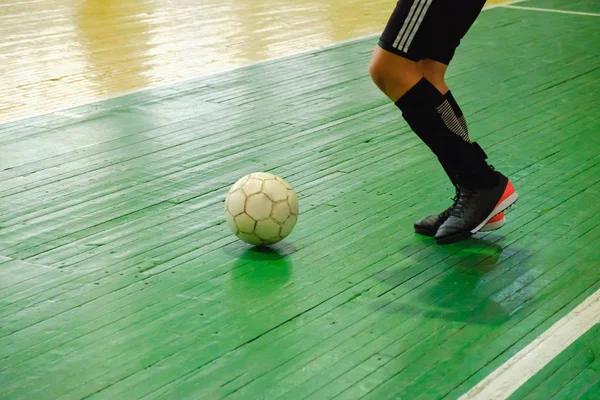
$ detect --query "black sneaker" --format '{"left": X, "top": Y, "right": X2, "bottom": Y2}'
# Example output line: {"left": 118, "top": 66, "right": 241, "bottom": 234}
{"left": 435, "top": 172, "right": 518, "bottom": 245}
{"left": 415, "top": 188, "right": 508, "bottom": 237}
{"left": 414, "top": 187, "right": 460, "bottom": 236}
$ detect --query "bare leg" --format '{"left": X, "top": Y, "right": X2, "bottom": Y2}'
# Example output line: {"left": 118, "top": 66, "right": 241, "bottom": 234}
{"left": 369, "top": 46, "right": 423, "bottom": 102}
{"left": 418, "top": 59, "right": 449, "bottom": 94}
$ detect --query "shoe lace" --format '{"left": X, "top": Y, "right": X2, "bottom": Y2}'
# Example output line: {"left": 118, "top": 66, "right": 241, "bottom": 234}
{"left": 440, "top": 186, "right": 461, "bottom": 219}
{"left": 450, "top": 187, "right": 478, "bottom": 217}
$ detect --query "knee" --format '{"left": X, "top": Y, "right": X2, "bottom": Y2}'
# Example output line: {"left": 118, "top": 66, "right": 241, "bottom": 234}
{"left": 369, "top": 50, "right": 410, "bottom": 87}
{"left": 369, "top": 47, "right": 423, "bottom": 100}
{"left": 368, "top": 55, "right": 388, "bottom": 90}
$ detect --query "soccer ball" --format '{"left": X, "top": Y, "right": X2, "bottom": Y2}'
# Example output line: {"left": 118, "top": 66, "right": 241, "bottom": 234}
{"left": 224, "top": 172, "right": 299, "bottom": 246}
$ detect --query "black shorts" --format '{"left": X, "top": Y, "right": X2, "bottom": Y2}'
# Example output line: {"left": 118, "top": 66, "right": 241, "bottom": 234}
{"left": 378, "top": 0, "right": 487, "bottom": 65}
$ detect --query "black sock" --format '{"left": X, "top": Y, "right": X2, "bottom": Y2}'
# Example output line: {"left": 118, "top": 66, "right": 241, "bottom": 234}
{"left": 444, "top": 91, "right": 496, "bottom": 185}
{"left": 395, "top": 78, "right": 498, "bottom": 189}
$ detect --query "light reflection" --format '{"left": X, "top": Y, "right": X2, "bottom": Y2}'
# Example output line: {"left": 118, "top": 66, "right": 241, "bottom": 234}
{"left": 76, "top": 0, "right": 157, "bottom": 94}
{"left": 1, "top": 0, "right": 509, "bottom": 122}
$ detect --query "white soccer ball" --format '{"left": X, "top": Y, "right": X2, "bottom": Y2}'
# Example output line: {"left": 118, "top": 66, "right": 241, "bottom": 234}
{"left": 224, "top": 172, "right": 299, "bottom": 246}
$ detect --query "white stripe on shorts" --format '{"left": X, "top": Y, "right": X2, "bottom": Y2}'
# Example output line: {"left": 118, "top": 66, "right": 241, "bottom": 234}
{"left": 392, "top": 0, "right": 424, "bottom": 49}
{"left": 401, "top": 0, "right": 433, "bottom": 52}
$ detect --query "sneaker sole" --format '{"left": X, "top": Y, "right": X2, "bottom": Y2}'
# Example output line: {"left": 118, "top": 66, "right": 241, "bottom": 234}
{"left": 479, "top": 214, "right": 506, "bottom": 232}
{"left": 414, "top": 226, "right": 437, "bottom": 236}
{"left": 435, "top": 229, "right": 473, "bottom": 245}
{"left": 415, "top": 215, "right": 505, "bottom": 236}
{"left": 470, "top": 191, "right": 519, "bottom": 234}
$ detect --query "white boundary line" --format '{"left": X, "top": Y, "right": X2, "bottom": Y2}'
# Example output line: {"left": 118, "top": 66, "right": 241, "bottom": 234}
{"left": 0, "top": 0, "right": 530, "bottom": 126}
{"left": 460, "top": 289, "right": 600, "bottom": 400}
{"left": 501, "top": 4, "right": 600, "bottom": 16}
{"left": 483, "top": 0, "right": 529, "bottom": 10}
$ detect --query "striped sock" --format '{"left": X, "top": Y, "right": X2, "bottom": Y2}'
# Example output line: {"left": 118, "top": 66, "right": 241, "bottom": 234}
{"left": 395, "top": 78, "right": 498, "bottom": 189}
{"left": 440, "top": 91, "right": 471, "bottom": 143}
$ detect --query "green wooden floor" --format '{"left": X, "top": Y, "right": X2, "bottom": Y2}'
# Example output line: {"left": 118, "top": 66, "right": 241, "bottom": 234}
{"left": 509, "top": 323, "right": 600, "bottom": 400}
{"left": 1, "top": 1, "right": 600, "bottom": 399}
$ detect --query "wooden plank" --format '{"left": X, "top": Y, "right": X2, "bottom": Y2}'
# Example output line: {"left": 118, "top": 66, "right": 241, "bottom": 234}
{"left": 0, "top": 0, "right": 399, "bottom": 122}
{"left": 507, "top": 323, "right": 600, "bottom": 399}
{"left": 0, "top": 1, "right": 599, "bottom": 399}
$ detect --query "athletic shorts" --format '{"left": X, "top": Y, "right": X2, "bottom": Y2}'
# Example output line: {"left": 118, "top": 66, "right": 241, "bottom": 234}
{"left": 378, "top": 0, "right": 487, "bottom": 65}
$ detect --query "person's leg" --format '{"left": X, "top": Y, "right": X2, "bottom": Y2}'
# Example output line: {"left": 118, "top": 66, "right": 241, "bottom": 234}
{"left": 371, "top": 0, "right": 517, "bottom": 243}
{"left": 370, "top": 49, "right": 497, "bottom": 188}
{"left": 409, "top": 58, "right": 506, "bottom": 234}
{"left": 421, "top": 1, "right": 518, "bottom": 243}
{"left": 371, "top": 0, "right": 496, "bottom": 187}
{"left": 414, "top": 58, "right": 507, "bottom": 234}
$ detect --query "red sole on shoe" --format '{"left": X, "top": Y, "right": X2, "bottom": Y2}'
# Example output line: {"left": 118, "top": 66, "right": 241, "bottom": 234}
{"left": 471, "top": 181, "right": 518, "bottom": 234}
{"left": 479, "top": 213, "right": 506, "bottom": 232}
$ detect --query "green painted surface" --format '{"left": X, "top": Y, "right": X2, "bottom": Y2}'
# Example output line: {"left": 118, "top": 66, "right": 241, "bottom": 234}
{"left": 524, "top": 0, "right": 600, "bottom": 13}
{"left": 509, "top": 323, "right": 600, "bottom": 400}
{"left": 1, "top": 1, "right": 600, "bottom": 399}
